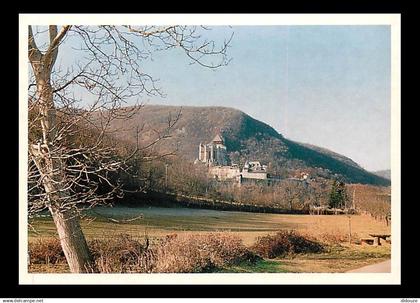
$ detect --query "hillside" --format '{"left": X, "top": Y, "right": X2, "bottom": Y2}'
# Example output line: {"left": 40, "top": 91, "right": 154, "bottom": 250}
{"left": 104, "top": 105, "right": 390, "bottom": 186}
{"left": 373, "top": 169, "right": 391, "bottom": 181}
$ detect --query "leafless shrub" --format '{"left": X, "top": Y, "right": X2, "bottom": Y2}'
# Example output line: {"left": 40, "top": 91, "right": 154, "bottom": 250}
{"left": 347, "top": 184, "right": 391, "bottom": 223}
{"left": 153, "top": 233, "right": 258, "bottom": 273}
{"left": 89, "top": 234, "right": 156, "bottom": 273}
{"left": 251, "top": 230, "right": 325, "bottom": 259}
{"left": 29, "top": 232, "right": 258, "bottom": 273}
{"left": 28, "top": 238, "right": 66, "bottom": 264}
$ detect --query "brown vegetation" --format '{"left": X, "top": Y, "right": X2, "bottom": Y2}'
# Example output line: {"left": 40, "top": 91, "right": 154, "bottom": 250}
{"left": 251, "top": 230, "right": 325, "bottom": 258}
{"left": 29, "top": 233, "right": 259, "bottom": 273}
{"left": 89, "top": 234, "right": 155, "bottom": 273}
{"left": 153, "top": 233, "right": 258, "bottom": 273}
{"left": 132, "top": 156, "right": 333, "bottom": 211}
{"left": 347, "top": 184, "right": 391, "bottom": 222}
{"left": 28, "top": 237, "right": 65, "bottom": 265}
{"left": 29, "top": 222, "right": 390, "bottom": 273}
{"left": 314, "top": 231, "right": 361, "bottom": 245}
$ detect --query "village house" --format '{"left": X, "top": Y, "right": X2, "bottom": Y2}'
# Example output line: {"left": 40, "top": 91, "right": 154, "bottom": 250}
{"left": 241, "top": 161, "right": 269, "bottom": 180}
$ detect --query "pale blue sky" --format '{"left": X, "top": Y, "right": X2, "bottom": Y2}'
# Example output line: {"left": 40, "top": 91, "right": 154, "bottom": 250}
{"left": 35, "top": 25, "right": 391, "bottom": 172}
{"left": 139, "top": 26, "right": 391, "bottom": 172}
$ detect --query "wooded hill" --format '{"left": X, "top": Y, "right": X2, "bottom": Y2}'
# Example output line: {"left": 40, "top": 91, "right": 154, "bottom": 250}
{"left": 103, "top": 105, "right": 390, "bottom": 186}
{"left": 372, "top": 169, "right": 391, "bottom": 181}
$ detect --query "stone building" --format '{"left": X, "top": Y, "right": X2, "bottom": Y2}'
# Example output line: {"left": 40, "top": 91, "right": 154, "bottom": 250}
{"left": 198, "top": 134, "right": 228, "bottom": 166}
{"left": 196, "top": 135, "right": 273, "bottom": 183}
{"left": 208, "top": 164, "right": 241, "bottom": 181}
{"left": 240, "top": 161, "right": 268, "bottom": 180}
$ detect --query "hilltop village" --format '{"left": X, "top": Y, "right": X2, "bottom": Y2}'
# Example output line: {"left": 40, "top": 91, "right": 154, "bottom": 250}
{"left": 195, "top": 134, "right": 309, "bottom": 184}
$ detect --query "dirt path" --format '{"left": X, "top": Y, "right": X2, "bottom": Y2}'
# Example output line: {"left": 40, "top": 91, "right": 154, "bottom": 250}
{"left": 346, "top": 259, "right": 391, "bottom": 273}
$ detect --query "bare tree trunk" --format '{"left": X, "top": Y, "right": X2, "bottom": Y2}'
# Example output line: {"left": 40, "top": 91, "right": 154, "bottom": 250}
{"left": 30, "top": 152, "right": 95, "bottom": 273}
{"left": 28, "top": 25, "right": 94, "bottom": 273}
{"left": 30, "top": 143, "right": 95, "bottom": 273}
{"left": 49, "top": 207, "right": 94, "bottom": 273}
{"left": 27, "top": 24, "right": 233, "bottom": 273}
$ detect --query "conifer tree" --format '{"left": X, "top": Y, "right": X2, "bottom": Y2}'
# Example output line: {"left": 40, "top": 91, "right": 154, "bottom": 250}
{"left": 329, "top": 179, "right": 348, "bottom": 208}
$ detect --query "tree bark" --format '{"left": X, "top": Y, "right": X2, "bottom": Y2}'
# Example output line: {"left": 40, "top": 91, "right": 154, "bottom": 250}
{"left": 28, "top": 25, "right": 94, "bottom": 273}
{"left": 50, "top": 207, "right": 95, "bottom": 273}
{"left": 29, "top": 143, "right": 95, "bottom": 273}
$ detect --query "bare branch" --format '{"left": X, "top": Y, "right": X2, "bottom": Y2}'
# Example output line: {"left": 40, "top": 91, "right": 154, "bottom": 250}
{"left": 44, "top": 25, "right": 71, "bottom": 68}
{"left": 28, "top": 25, "right": 42, "bottom": 63}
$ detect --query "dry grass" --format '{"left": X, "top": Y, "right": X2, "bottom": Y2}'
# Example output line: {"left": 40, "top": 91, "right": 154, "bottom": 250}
{"left": 277, "top": 244, "right": 391, "bottom": 273}
{"left": 307, "top": 231, "right": 360, "bottom": 245}
{"left": 29, "top": 207, "right": 391, "bottom": 247}
{"left": 89, "top": 234, "right": 155, "bottom": 273}
{"left": 154, "top": 233, "right": 258, "bottom": 273}
{"left": 28, "top": 227, "right": 390, "bottom": 273}
{"left": 300, "top": 214, "right": 390, "bottom": 240}
{"left": 28, "top": 210, "right": 392, "bottom": 273}
{"left": 29, "top": 232, "right": 259, "bottom": 273}
{"left": 28, "top": 237, "right": 65, "bottom": 265}
{"left": 251, "top": 230, "right": 325, "bottom": 258}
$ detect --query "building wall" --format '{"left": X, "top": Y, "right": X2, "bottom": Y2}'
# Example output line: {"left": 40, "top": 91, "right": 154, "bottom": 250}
{"left": 198, "top": 144, "right": 205, "bottom": 161}
{"left": 241, "top": 171, "right": 268, "bottom": 180}
{"left": 209, "top": 166, "right": 240, "bottom": 180}
{"left": 198, "top": 141, "right": 228, "bottom": 166}
{"left": 214, "top": 146, "right": 228, "bottom": 166}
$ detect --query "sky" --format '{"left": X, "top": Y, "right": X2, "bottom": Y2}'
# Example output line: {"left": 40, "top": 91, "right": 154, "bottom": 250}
{"left": 141, "top": 26, "right": 391, "bottom": 172}
{"left": 34, "top": 25, "right": 391, "bottom": 172}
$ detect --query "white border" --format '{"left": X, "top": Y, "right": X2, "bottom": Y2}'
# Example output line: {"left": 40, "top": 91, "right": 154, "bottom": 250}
{"left": 19, "top": 14, "right": 401, "bottom": 285}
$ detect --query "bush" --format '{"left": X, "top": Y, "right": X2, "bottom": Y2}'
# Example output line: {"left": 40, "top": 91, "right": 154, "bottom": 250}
{"left": 251, "top": 230, "right": 325, "bottom": 258}
{"left": 29, "top": 233, "right": 259, "bottom": 273}
{"left": 89, "top": 234, "right": 155, "bottom": 273}
{"left": 28, "top": 238, "right": 66, "bottom": 264}
{"left": 153, "top": 233, "right": 259, "bottom": 273}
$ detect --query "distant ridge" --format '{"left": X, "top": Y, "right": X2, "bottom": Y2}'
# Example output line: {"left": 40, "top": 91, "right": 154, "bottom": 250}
{"left": 105, "top": 105, "right": 390, "bottom": 186}
{"left": 372, "top": 169, "right": 391, "bottom": 181}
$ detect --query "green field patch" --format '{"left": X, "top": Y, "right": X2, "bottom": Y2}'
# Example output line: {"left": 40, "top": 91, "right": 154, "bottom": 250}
{"left": 217, "top": 259, "right": 288, "bottom": 273}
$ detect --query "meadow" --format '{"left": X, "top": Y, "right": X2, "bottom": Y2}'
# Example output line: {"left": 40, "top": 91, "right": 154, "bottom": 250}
{"left": 28, "top": 206, "right": 391, "bottom": 273}
{"left": 29, "top": 206, "right": 390, "bottom": 245}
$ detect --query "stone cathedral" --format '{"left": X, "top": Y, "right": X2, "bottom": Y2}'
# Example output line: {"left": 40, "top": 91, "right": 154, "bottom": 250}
{"left": 197, "top": 134, "right": 228, "bottom": 166}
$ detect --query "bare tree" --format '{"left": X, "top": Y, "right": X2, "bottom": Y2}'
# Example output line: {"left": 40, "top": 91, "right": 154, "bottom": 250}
{"left": 27, "top": 25, "right": 232, "bottom": 273}
{"left": 346, "top": 184, "right": 390, "bottom": 222}
{"left": 275, "top": 180, "right": 308, "bottom": 211}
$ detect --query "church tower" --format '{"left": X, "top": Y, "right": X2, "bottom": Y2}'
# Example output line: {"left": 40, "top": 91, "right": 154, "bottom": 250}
{"left": 198, "top": 133, "right": 228, "bottom": 166}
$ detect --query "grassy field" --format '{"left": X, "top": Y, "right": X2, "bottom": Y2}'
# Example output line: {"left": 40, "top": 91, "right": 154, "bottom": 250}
{"left": 29, "top": 244, "right": 391, "bottom": 274}
{"left": 28, "top": 206, "right": 391, "bottom": 273}
{"left": 29, "top": 206, "right": 390, "bottom": 245}
{"left": 217, "top": 245, "right": 390, "bottom": 273}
